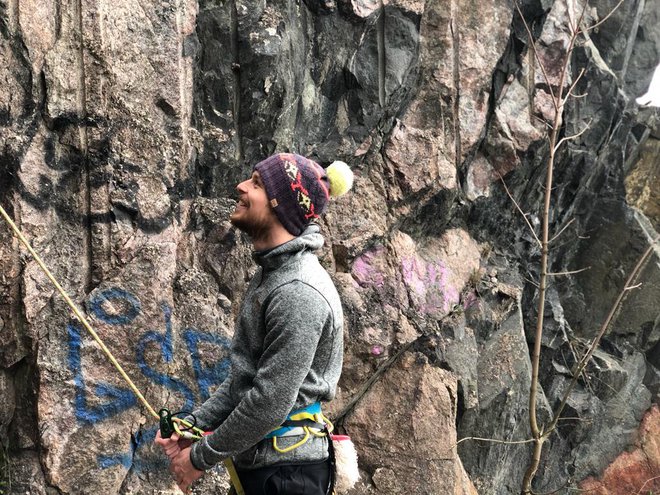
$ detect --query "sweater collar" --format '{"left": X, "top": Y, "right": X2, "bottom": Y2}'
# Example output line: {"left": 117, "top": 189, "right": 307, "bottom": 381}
{"left": 252, "top": 224, "right": 324, "bottom": 269}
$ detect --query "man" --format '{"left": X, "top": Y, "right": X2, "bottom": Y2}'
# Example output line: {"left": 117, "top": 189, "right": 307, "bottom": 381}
{"left": 156, "top": 153, "right": 354, "bottom": 494}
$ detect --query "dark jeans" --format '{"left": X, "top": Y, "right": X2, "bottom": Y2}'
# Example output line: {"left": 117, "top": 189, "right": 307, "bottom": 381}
{"left": 233, "top": 459, "right": 331, "bottom": 495}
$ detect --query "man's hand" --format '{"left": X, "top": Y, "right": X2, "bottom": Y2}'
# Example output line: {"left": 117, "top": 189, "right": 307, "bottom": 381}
{"left": 155, "top": 431, "right": 203, "bottom": 492}
{"left": 169, "top": 446, "right": 204, "bottom": 493}
{"left": 154, "top": 430, "right": 193, "bottom": 460}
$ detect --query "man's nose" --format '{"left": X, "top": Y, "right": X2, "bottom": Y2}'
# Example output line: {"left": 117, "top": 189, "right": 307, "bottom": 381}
{"left": 236, "top": 179, "right": 249, "bottom": 193}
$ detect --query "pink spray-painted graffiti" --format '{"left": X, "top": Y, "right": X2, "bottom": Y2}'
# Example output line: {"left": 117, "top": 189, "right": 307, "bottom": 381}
{"left": 351, "top": 245, "right": 387, "bottom": 288}
{"left": 351, "top": 243, "right": 461, "bottom": 318}
{"left": 400, "top": 255, "right": 460, "bottom": 317}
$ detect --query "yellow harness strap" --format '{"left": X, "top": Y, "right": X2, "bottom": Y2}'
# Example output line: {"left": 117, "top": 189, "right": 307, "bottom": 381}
{"left": 270, "top": 410, "right": 334, "bottom": 454}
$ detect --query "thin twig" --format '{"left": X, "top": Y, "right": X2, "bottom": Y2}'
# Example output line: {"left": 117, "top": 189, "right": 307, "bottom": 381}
{"left": 533, "top": 113, "right": 554, "bottom": 129}
{"left": 563, "top": 68, "right": 586, "bottom": 104}
{"left": 556, "top": 0, "right": 590, "bottom": 105}
{"left": 514, "top": 1, "right": 558, "bottom": 110}
{"left": 625, "top": 282, "right": 642, "bottom": 290}
{"left": 454, "top": 436, "right": 535, "bottom": 447}
{"left": 558, "top": 327, "right": 589, "bottom": 387}
{"left": 554, "top": 119, "right": 593, "bottom": 152}
{"left": 547, "top": 266, "right": 591, "bottom": 276}
{"left": 584, "top": 0, "right": 625, "bottom": 32}
{"left": 636, "top": 475, "right": 660, "bottom": 494}
{"left": 496, "top": 171, "right": 542, "bottom": 247}
{"left": 570, "top": 92, "right": 589, "bottom": 99}
{"left": 532, "top": 480, "right": 574, "bottom": 495}
{"left": 549, "top": 218, "right": 575, "bottom": 244}
{"left": 546, "top": 242, "right": 657, "bottom": 434}
{"left": 567, "top": 4, "right": 576, "bottom": 33}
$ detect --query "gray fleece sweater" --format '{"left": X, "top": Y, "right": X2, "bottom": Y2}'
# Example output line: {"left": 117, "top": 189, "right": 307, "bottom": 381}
{"left": 189, "top": 225, "right": 344, "bottom": 471}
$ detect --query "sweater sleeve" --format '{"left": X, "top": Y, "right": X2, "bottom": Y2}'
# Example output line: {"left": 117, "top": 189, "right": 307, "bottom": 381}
{"left": 189, "top": 281, "right": 331, "bottom": 470}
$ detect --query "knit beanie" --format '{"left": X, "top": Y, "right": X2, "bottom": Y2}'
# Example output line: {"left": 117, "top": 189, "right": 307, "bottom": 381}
{"left": 254, "top": 153, "right": 354, "bottom": 236}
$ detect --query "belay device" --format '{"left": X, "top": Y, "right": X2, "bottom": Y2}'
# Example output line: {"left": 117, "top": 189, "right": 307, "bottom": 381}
{"left": 159, "top": 409, "right": 177, "bottom": 439}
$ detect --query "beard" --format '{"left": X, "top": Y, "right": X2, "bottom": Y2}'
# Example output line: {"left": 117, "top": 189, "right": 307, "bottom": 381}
{"left": 230, "top": 210, "right": 273, "bottom": 241}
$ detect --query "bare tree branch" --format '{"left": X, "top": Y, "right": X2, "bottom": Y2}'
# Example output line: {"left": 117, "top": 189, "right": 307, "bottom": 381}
{"left": 533, "top": 113, "right": 555, "bottom": 128}
{"left": 506, "top": 2, "right": 644, "bottom": 492}
{"left": 554, "top": 119, "right": 593, "bottom": 152}
{"left": 514, "top": 1, "right": 558, "bottom": 110}
{"left": 549, "top": 218, "right": 576, "bottom": 243}
{"left": 557, "top": 1, "right": 590, "bottom": 105}
{"left": 563, "top": 68, "right": 586, "bottom": 104}
{"left": 547, "top": 266, "right": 591, "bottom": 276}
{"left": 496, "top": 171, "right": 542, "bottom": 247}
{"left": 570, "top": 92, "right": 589, "bottom": 98}
{"left": 546, "top": 242, "right": 657, "bottom": 434}
{"left": 583, "top": 0, "right": 625, "bottom": 32}
{"left": 532, "top": 481, "right": 575, "bottom": 495}
{"left": 522, "top": 2, "right": 590, "bottom": 491}
{"left": 636, "top": 475, "right": 660, "bottom": 494}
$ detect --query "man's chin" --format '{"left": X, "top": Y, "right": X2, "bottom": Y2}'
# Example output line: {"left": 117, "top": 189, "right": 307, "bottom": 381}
{"left": 229, "top": 215, "right": 243, "bottom": 230}
{"left": 230, "top": 216, "right": 252, "bottom": 235}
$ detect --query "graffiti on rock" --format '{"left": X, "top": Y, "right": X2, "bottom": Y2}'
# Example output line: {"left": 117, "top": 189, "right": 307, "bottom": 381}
{"left": 184, "top": 329, "right": 231, "bottom": 402}
{"left": 401, "top": 255, "right": 459, "bottom": 317}
{"left": 351, "top": 245, "right": 387, "bottom": 288}
{"left": 350, "top": 245, "right": 460, "bottom": 318}
{"left": 68, "top": 322, "right": 139, "bottom": 423}
{"left": 97, "top": 425, "right": 168, "bottom": 472}
{"left": 136, "top": 302, "right": 197, "bottom": 412}
{"left": 68, "top": 286, "right": 231, "bottom": 472}
{"left": 1, "top": 112, "right": 198, "bottom": 234}
{"left": 89, "top": 287, "right": 142, "bottom": 326}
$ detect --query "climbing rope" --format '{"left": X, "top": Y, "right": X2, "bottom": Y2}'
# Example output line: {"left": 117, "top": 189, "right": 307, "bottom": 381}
{"left": 0, "top": 204, "right": 244, "bottom": 495}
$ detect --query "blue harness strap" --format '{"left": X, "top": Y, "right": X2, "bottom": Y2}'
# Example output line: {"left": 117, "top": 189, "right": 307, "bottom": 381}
{"left": 265, "top": 402, "right": 323, "bottom": 439}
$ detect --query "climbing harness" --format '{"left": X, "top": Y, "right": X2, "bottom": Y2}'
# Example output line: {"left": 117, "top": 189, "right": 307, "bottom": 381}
{"left": 265, "top": 402, "right": 333, "bottom": 453}
{"left": 265, "top": 402, "right": 360, "bottom": 494}
{"left": 266, "top": 402, "right": 336, "bottom": 494}
{"left": 0, "top": 205, "right": 245, "bottom": 495}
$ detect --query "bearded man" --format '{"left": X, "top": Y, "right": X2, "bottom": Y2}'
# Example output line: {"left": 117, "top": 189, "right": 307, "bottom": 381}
{"left": 156, "top": 153, "right": 353, "bottom": 495}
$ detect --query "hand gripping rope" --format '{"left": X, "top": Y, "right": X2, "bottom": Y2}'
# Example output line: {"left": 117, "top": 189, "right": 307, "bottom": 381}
{"left": 0, "top": 205, "right": 244, "bottom": 495}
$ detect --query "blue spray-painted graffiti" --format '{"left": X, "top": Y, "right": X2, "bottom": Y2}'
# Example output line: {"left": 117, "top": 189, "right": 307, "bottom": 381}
{"left": 68, "top": 323, "right": 138, "bottom": 423}
{"left": 184, "top": 329, "right": 232, "bottom": 402}
{"left": 137, "top": 302, "right": 196, "bottom": 412}
{"left": 69, "top": 286, "right": 231, "bottom": 473}
{"left": 89, "top": 288, "right": 141, "bottom": 326}
{"left": 97, "top": 426, "right": 169, "bottom": 472}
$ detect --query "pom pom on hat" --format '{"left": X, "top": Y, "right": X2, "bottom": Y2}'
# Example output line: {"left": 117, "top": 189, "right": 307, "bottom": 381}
{"left": 326, "top": 161, "right": 354, "bottom": 197}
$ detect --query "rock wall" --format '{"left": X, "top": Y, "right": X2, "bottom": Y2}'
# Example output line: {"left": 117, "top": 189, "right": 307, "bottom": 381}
{"left": 0, "top": 0, "right": 658, "bottom": 493}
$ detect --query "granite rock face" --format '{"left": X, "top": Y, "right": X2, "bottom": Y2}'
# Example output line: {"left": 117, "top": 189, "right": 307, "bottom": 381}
{"left": 579, "top": 404, "right": 660, "bottom": 494}
{"left": 0, "top": 0, "right": 658, "bottom": 494}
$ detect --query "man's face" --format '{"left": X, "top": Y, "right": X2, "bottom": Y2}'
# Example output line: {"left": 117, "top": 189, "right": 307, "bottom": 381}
{"left": 230, "top": 171, "right": 278, "bottom": 237}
